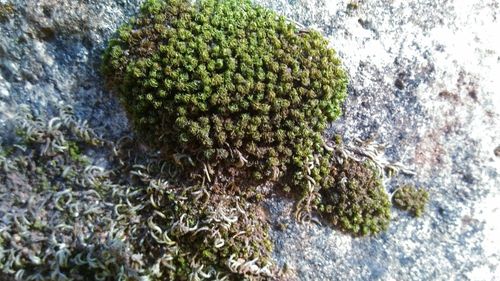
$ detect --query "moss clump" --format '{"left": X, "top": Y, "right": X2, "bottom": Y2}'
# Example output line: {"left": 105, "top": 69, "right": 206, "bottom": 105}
{"left": 100, "top": 0, "right": 402, "bottom": 239}
{"left": 102, "top": 0, "right": 347, "bottom": 182}
{"left": 319, "top": 158, "right": 391, "bottom": 236}
{"left": 393, "top": 185, "right": 429, "bottom": 217}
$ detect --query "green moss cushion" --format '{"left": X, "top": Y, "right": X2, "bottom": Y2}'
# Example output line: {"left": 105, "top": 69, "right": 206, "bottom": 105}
{"left": 102, "top": 0, "right": 348, "bottom": 179}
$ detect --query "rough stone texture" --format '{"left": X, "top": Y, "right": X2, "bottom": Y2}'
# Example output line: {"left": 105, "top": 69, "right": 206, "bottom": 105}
{"left": 255, "top": 1, "right": 500, "bottom": 280}
{"left": 0, "top": 0, "right": 499, "bottom": 280}
{"left": 0, "top": 0, "right": 136, "bottom": 141}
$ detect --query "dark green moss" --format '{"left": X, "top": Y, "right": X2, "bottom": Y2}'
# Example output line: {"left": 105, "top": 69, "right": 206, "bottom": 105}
{"left": 319, "top": 158, "right": 391, "bottom": 236}
{"left": 393, "top": 185, "right": 429, "bottom": 217}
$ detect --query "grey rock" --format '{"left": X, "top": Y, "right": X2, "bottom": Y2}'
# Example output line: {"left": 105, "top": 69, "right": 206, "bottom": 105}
{"left": 0, "top": 0, "right": 498, "bottom": 280}
{"left": 254, "top": 0, "right": 500, "bottom": 280}
{"left": 0, "top": 0, "right": 135, "bottom": 140}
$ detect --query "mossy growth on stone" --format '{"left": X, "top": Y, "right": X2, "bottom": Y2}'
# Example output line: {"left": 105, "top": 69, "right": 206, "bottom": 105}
{"left": 0, "top": 109, "right": 146, "bottom": 281}
{"left": 319, "top": 157, "right": 391, "bottom": 236}
{"left": 1, "top": 107, "right": 275, "bottom": 280}
{"left": 393, "top": 185, "right": 429, "bottom": 217}
{"left": 100, "top": 0, "right": 400, "bottom": 245}
{"left": 102, "top": 0, "right": 347, "bottom": 184}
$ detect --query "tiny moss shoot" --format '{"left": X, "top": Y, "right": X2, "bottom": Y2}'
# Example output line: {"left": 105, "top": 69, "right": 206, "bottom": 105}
{"left": 347, "top": 2, "right": 359, "bottom": 10}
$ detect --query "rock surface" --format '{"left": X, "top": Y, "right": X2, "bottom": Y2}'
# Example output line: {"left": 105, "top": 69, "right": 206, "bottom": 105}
{"left": 0, "top": 0, "right": 499, "bottom": 280}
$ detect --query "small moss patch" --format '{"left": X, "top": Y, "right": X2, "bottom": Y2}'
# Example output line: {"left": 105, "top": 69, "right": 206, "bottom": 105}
{"left": 393, "top": 185, "right": 429, "bottom": 217}
{"left": 320, "top": 158, "right": 391, "bottom": 235}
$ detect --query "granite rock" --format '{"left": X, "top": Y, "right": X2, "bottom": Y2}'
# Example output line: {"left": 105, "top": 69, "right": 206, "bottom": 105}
{"left": 0, "top": 0, "right": 499, "bottom": 280}
{"left": 255, "top": 0, "right": 500, "bottom": 280}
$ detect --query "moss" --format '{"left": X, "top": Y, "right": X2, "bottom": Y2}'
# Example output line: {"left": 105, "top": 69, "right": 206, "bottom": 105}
{"left": 0, "top": 109, "right": 146, "bottom": 281}
{"left": 102, "top": 0, "right": 348, "bottom": 187}
{"left": 0, "top": 0, "right": 424, "bottom": 279}
{"left": 319, "top": 158, "right": 391, "bottom": 236}
{"left": 67, "top": 141, "right": 81, "bottom": 159}
{"left": 2, "top": 109, "right": 279, "bottom": 280}
{"left": 138, "top": 180, "right": 274, "bottom": 280}
{"left": 66, "top": 140, "right": 90, "bottom": 165}
{"left": 393, "top": 185, "right": 429, "bottom": 217}
{"left": 0, "top": 0, "right": 430, "bottom": 279}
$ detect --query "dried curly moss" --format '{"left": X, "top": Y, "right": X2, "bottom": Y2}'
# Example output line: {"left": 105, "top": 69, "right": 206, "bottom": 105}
{"left": 102, "top": 0, "right": 347, "bottom": 183}
{"left": 393, "top": 185, "right": 429, "bottom": 217}
{"left": 0, "top": 107, "right": 275, "bottom": 280}
{"left": 0, "top": 108, "right": 145, "bottom": 281}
